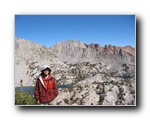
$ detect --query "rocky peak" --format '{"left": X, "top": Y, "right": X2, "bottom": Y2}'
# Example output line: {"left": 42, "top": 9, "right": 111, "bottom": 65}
{"left": 88, "top": 43, "right": 102, "bottom": 52}
{"left": 123, "top": 46, "right": 135, "bottom": 56}
{"left": 15, "top": 38, "right": 135, "bottom": 66}
{"left": 108, "top": 44, "right": 113, "bottom": 50}
{"left": 15, "top": 38, "right": 56, "bottom": 63}
{"left": 88, "top": 43, "right": 135, "bottom": 57}
{"left": 62, "top": 40, "right": 87, "bottom": 48}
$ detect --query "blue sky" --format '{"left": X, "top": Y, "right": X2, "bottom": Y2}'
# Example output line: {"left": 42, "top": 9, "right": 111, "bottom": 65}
{"left": 15, "top": 15, "right": 135, "bottom": 47}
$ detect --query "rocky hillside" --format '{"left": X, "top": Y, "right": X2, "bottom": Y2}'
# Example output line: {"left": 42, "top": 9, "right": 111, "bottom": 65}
{"left": 15, "top": 38, "right": 135, "bottom": 105}
{"left": 15, "top": 38, "right": 135, "bottom": 66}
{"left": 15, "top": 38, "right": 57, "bottom": 63}
{"left": 51, "top": 40, "right": 135, "bottom": 68}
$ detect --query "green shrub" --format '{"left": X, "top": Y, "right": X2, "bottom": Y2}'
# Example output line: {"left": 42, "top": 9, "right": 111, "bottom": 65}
{"left": 68, "top": 86, "right": 74, "bottom": 92}
{"left": 130, "top": 90, "right": 135, "bottom": 94}
{"left": 63, "top": 98, "right": 69, "bottom": 104}
{"left": 15, "top": 91, "right": 36, "bottom": 105}
{"left": 98, "top": 95, "right": 105, "bottom": 105}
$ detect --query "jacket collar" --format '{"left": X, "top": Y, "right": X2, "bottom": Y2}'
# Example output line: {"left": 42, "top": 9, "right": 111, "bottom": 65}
{"left": 39, "top": 75, "right": 53, "bottom": 87}
{"left": 39, "top": 76, "right": 45, "bottom": 87}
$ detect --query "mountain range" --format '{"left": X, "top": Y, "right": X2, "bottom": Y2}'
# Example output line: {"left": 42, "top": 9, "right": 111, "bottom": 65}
{"left": 15, "top": 38, "right": 135, "bottom": 65}
{"left": 15, "top": 38, "right": 135, "bottom": 105}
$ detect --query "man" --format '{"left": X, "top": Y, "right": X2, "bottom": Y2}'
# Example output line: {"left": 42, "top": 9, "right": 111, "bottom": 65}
{"left": 34, "top": 65, "right": 58, "bottom": 105}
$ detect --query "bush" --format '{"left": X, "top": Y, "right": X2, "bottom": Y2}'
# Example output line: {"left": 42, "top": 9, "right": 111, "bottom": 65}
{"left": 68, "top": 86, "right": 74, "bottom": 93}
{"left": 98, "top": 95, "right": 105, "bottom": 105}
{"left": 15, "top": 91, "right": 36, "bottom": 105}
{"left": 63, "top": 98, "right": 69, "bottom": 104}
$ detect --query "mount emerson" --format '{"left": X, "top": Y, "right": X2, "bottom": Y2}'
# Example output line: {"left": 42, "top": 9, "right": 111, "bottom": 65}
{"left": 15, "top": 38, "right": 135, "bottom": 105}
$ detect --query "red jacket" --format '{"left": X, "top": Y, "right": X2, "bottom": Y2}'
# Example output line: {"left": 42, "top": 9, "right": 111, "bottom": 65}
{"left": 34, "top": 75, "right": 58, "bottom": 104}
